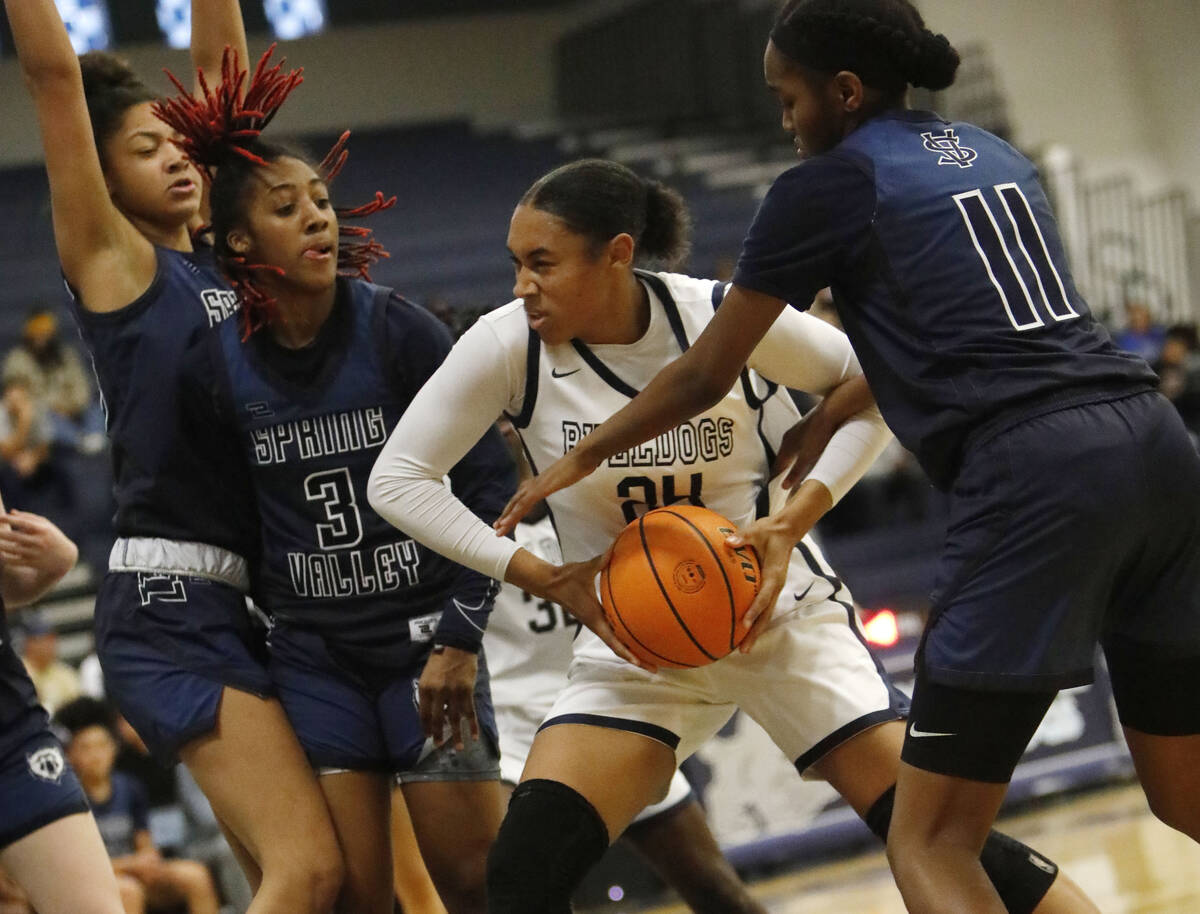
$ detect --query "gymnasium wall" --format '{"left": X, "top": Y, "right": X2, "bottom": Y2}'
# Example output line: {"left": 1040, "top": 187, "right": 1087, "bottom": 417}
{"left": 0, "top": 1, "right": 1195, "bottom": 198}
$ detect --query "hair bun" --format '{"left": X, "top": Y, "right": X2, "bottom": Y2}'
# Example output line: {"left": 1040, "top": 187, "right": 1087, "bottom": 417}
{"left": 910, "top": 30, "right": 960, "bottom": 90}
{"left": 79, "top": 51, "right": 148, "bottom": 96}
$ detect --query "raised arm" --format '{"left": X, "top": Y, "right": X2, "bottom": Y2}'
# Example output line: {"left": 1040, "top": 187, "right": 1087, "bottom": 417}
{"left": 4, "top": 0, "right": 157, "bottom": 312}
{"left": 190, "top": 0, "right": 249, "bottom": 92}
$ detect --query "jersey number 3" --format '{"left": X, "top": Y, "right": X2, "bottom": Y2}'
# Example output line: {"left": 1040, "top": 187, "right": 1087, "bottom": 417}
{"left": 954, "top": 183, "right": 1079, "bottom": 332}
{"left": 304, "top": 467, "right": 364, "bottom": 550}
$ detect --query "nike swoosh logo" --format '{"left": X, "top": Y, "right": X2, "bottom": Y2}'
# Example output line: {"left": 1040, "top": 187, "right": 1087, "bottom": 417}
{"left": 793, "top": 582, "right": 814, "bottom": 602}
{"left": 908, "top": 724, "right": 956, "bottom": 739}
{"left": 551, "top": 368, "right": 581, "bottom": 378}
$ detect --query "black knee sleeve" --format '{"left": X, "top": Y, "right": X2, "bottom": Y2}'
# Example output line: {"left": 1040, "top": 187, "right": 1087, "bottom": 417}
{"left": 862, "top": 785, "right": 1056, "bottom": 914}
{"left": 863, "top": 784, "right": 896, "bottom": 842}
{"left": 486, "top": 779, "right": 609, "bottom": 914}
{"left": 979, "top": 831, "right": 1058, "bottom": 914}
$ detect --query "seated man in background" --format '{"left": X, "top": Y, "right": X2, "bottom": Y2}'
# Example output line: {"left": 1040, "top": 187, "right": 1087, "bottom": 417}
{"left": 55, "top": 698, "right": 220, "bottom": 914}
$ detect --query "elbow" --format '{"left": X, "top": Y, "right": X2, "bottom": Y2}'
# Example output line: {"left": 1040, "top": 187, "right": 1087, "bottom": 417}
{"left": 692, "top": 366, "right": 739, "bottom": 412}
{"left": 20, "top": 57, "right": 80, "bottom": 94}
{"left": 365, "top": 464, "right": 392, "bottom": 520}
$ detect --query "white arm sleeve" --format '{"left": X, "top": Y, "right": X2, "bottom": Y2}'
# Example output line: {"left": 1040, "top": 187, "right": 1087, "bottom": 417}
{"left": 749, "top": 308, "right": 893, "bottom": 505}
{"left": 367, "top": 319, "right": 523, "bottom": 582}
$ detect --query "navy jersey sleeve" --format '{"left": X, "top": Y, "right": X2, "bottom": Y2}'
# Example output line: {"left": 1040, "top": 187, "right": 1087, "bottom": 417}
{"left": 733, "top": 153, "right": 877, "bottom": 307}
{"left": 381, "top": 297, "right": 517, "bottom": 652}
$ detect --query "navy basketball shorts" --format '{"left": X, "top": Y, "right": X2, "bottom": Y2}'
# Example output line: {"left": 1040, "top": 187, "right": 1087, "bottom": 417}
{"left": 267, "top": 624, "right": 500, "bottom": 779}
{"left": 0, "top": 722, "right": 89, "bottom": 850}
{"left": 908, "top": 391, "right": 1200, "bottom": 778}
{"left": 94, "top": 570, "right": 272, "bottom": 762}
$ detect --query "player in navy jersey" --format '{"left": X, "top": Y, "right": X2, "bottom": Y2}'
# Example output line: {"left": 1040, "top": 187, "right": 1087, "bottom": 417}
{"left": 159, "top": 58, "right": 515, "bottom": 914}
{"left": 5, "top": 2, "right": 343, "bottom": 911}
{"left": 0, "top": 496, "right": 126, "bottom": 913}
{"left": 371, "top": 159, "right": 1095, "bottom": 914}
{"left": 496, "top": 2, "right": 1200, "bottom": 912}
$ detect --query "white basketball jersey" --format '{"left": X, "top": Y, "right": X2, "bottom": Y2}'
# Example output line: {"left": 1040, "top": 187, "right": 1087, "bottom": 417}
{"left": 491, "top": 271, "right": 847, "bottom": 623}
{"left": 484, "top": 515, "right": 578, "bottom": 718}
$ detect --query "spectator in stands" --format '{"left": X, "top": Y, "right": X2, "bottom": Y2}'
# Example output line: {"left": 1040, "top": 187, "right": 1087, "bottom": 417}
{"left": 0, "top": 377, "right": 76, "bottom": 523}
{"left": 0, "top": 379, "right": 52, "bottom": 485}
{"left": 56, "top": 698, "right": 220, "bottom": 914}
{"left": 19, "top": 611, "right": 80, "bottom": 715}
{"left": 1156, "top": 323, "right": 1200, "bottom": 438}
{"left": 1113, "top": 297, "right": 1167, "bottom": 363}
{"left": 1, "top": 308, "right": 97, "bottom": 452}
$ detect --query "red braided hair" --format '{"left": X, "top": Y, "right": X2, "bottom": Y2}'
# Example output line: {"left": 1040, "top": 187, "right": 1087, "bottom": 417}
{"left": 153, "top": 48, "right": 396, "bottom": 338}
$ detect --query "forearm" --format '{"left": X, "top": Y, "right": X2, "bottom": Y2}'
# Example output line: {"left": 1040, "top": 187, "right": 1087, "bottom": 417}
{"left": 575, "top": 353, "right": 732, "bottom": 470}
{"left": 4, "top": 0, "right": 79, "bottom": 86}
{"left": 190, "top": 0, "right": 249, "bottom": 89}
{"left": 775, "top": 479, "right": 835, "bottom": 540}
{"left": 368, "top": 455, "right": 519, "bottom": 583}
{"left": 805, "top": 405, "right": 893, "bottom": 504}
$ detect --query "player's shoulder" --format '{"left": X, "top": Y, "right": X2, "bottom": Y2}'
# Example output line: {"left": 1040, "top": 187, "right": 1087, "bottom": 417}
{"left": 472, "top": 299, "right": 531, "bottom": 350}
{"left": 640, "top": 270, "right": 723, "bottom": 310}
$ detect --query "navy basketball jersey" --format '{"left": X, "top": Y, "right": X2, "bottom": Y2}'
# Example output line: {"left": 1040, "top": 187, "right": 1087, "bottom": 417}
{"left": 735, "top": 110, "right": 1156, "bottom": 487}
{"left": 0, "top": 600, "right": 47, "bottom": 749}
{"left": 211, "top": 279, "right": 511, "bottom": 662}
{"left": 68, "top": 246, "right": 256, "bottom": 553}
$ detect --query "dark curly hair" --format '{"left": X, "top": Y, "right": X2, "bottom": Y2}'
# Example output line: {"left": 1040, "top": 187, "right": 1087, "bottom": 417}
{"left": 521, "top": 159, "right": 692, "bottom": 271}
{"left": 771, "top": 0, "right": 960, "bottom": 96}
{"left": 78, "top": 51, "right": 155, "bottom": 166}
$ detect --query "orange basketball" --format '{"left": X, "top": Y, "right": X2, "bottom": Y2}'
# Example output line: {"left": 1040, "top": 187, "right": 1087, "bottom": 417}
{"left": 599, "top": 505, "right": 761, "bottom": 669}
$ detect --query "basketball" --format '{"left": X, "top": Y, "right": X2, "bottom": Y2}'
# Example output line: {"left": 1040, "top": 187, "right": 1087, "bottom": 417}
{"left": 599, "top": 505, "right": 761, "bottom": 669}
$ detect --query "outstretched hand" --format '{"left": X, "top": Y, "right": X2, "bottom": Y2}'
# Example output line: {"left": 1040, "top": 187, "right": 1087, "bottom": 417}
{"left": 494, "top": 449, "right": 595, "bottom": 537}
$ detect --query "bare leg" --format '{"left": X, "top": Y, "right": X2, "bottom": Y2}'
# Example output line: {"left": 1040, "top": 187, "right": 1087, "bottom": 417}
{"left": 179, "top": 687, "right": 343, "bottom": 914}
{"left": 318, "top": 770, "right": 394, "bottom": 914}
{"left": 389, "top": 786, "right": 448, "bottom": 914}
{"left": 217, "top": 817, "right": 262, "bottom": 893}
{"left": 0, "top": 813, "right": 126, "bottom": 914}
{"left": 816, "top": 722, "right": 1097, "bottom": 913}
{"left": 623, "top": 799, "right": 767, "bottom": 914}
{"left": 887, "top": 760, "right": 1008, "bottom": 914}
{"left": 1125, "top": 729, "right": 1200, "bottom": 840}
{"left": 402, "top": 779, "right": 505, "bottom": 914}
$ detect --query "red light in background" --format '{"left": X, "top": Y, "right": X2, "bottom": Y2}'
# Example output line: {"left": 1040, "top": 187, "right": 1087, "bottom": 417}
{"left": 863, "top": 609, "right": 900, "bottom": 647}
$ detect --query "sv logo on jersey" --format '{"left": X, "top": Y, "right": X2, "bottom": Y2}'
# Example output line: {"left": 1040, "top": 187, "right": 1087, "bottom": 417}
{"left": 201, "top": 289, "right": 240, "bottom": 326}
{"left": 137, "top": 573, "right": 187, "bottom": 605}
{"left": 27, "top": 746, "right": 66, "bottom": 784}
{"left": 921, "top": 129, "right": 977, "bottom": 168}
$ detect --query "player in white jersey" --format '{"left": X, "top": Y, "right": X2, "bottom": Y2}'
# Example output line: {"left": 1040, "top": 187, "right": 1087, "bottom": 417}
{"left": 486, "top": 427, "right": 765, "bottom": 913}
{"left": 369, "top": 160, "right": 1094, "bottom": 914}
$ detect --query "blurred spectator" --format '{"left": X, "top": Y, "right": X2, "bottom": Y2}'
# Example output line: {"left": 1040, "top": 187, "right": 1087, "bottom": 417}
{"left": 0, "top": 377, "right": 77, "bottom": 523}
{"left": 56, "top": 698, "right": 221, "bottom": 914}
{"left": 425, "top": 295, "right": 459, "bottom": 336}
{"left": 1113, "top": 298, "right": 1166, "bottom": 363}
{"left": 2, "top": 307, "right": 100, "bottom": 453}
{"left": 19, "top": 611, "right": 81, "bottom": 715}
{"left": 0, "top": 379, "right": 52, "bottom": 483}
{"left": 1156, "top": 323, "right": 1200, "bottom": 437}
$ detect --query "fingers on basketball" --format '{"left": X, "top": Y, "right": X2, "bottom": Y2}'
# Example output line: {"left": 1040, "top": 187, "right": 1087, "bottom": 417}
{"left": 600, "top": 505, "right": 762, "bottom": 670}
